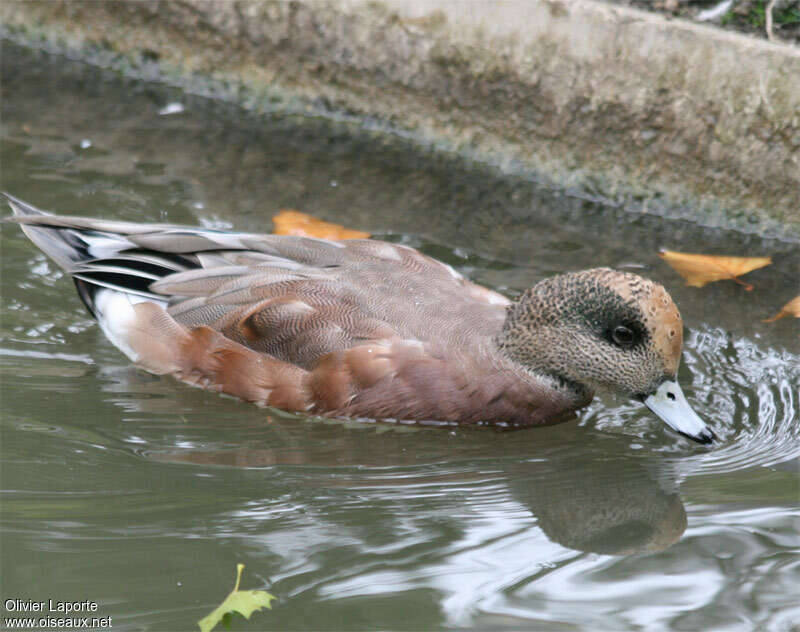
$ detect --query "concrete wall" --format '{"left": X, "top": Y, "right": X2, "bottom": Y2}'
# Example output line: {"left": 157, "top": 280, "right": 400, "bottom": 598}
{"left": 1, "top": 0, "right": 798, "bottom": 237}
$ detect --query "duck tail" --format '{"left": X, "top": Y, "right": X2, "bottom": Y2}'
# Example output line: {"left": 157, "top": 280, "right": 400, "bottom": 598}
{"left": 2, "top": 193, "right": 190, "bottom": 319}
{"left": 3, "top": 192, "right": 102, "bottom": 272}
{"left": 3, "top": 194, "right": 315, "bottom": 398}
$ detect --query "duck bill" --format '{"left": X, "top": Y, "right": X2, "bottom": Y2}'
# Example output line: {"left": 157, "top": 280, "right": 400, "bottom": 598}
{"left": 643, "top": 380, "right": 716, "bottom": 445}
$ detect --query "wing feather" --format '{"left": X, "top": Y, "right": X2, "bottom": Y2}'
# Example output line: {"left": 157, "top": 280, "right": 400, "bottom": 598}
{"left": 6, "top": 199, "right": 508, "bottom": 378}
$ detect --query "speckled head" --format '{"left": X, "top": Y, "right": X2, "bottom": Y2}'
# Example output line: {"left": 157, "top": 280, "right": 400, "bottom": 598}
{"left": 498, "top": 268, "right": 714, "bottom": 444}
{"left": 599, "top": 269, "right": 683, "bottom": 378}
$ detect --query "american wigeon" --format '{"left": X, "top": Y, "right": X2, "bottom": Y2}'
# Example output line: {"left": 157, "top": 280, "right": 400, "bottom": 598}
{"left": 4, "top": 193, "right": 715, "bottom": 443}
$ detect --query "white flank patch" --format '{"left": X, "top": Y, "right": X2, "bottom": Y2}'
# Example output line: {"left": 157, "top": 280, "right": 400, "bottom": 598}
{"left": 93, "top": 289, "right": 156, "bottom": 362}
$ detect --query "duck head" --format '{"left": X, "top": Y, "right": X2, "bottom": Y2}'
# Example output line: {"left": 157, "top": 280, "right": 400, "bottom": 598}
{"left": 498, "top": 268, "right": 715, "bottom": 444}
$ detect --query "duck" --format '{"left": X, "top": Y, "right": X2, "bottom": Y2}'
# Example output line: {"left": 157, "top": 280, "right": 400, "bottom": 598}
{"left": 3, "top": 193, "right": 715, "bottom": 444}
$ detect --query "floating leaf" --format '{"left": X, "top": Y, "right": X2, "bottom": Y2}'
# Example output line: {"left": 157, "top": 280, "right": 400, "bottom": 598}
{"left": 659, "top": 250, "right": 772, "bottom": 291}
{"left": 763, "top": 295, "right": 800, "bottom": 323}
{"left": 272, "top": 210, "right": 370, "bottom": 240}
{"left": 198, "top": 564, "right": 275, "bottom": 632}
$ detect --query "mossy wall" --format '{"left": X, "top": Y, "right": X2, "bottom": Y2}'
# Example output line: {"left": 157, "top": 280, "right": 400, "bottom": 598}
{"left": 1, "top": 0, "right": 798, "bottom": 237}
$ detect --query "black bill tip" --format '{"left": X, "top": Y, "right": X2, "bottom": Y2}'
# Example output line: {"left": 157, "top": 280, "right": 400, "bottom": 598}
{"left": 678, "top": 427, "right": 717, "bottom": 445}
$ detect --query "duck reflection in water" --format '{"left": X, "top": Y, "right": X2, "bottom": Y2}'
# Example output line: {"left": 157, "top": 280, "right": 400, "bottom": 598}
{"left": 145, "top": 412, "right": 687, "bottom": 556}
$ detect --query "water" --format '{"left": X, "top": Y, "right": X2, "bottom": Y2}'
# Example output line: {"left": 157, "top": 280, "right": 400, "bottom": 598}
{"left": 1, "top": 43, "right": 798, "bottom": 631}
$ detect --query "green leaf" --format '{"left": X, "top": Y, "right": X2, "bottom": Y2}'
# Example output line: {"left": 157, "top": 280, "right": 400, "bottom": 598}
{"left": 198, "top": 564, "right": 275, "bottom": 632}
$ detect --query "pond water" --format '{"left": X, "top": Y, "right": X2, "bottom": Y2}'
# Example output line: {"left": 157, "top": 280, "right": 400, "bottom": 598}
{"left": 1, "top": 44, "right": 798, "bottom": 631}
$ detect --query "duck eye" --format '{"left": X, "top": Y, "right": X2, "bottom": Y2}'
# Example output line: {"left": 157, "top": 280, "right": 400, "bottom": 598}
{"left": 611, "top": 325, "right": 635, "bottom": 347}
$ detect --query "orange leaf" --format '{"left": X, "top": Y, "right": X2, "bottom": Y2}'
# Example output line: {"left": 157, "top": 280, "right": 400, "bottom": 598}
{"left": 763, "top": 295, "right": 800, "bottom": 323}
{"left": 659, "top": 250, "right": 772, "bottom": 291}
{"left": 272, "top": 210, "right": 369, "bottom": 240}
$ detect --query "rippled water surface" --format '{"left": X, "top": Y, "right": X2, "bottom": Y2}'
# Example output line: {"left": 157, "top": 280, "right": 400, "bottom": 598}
{"left": 1, "top": 44, "right": 798, "bottom": 631}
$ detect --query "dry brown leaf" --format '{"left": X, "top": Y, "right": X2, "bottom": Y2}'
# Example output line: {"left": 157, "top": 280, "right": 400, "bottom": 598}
{"left": 763, "top": 295, "right": 800, "bottom": 323}
{"left": 272, "top": 210, "right": 370, "bottom": 240}
{"left": 659, "top": 250, "right": 772, "bottom": 291}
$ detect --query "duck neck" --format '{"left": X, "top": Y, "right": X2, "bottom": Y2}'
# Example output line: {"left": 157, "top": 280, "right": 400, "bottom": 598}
{"left": 494, "top": 289, "right": 550, "bottom": 372}
{"left": 494, "top": 292, "right": 594, "bottom": 406}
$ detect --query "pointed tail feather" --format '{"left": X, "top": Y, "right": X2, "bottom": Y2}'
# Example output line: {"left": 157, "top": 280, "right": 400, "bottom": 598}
{"left": 3, "top": 193, "right": 184, "bottom": 318}
{"left": 3, "top": 192, "right": 95, "bottom": 270}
